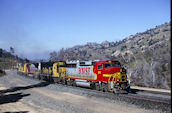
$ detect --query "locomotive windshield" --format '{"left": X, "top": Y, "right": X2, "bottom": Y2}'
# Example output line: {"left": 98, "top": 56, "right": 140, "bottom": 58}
{"left": 104, "top": 64, "right": 113, "bottom": 68}
{"left": 113, "top": 61, "right": 121, "bottom": 67}
{"left": 104, "top": 61, "right": 121, "bottom": 68}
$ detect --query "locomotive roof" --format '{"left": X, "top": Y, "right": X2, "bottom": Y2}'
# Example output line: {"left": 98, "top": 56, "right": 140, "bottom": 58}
{"left": 96, "top": 60, "right": 120, "bottom": 64}
{"left": 66, "top": 60, "right": 94, "bottom": 65}
{"left": 41, "top": 62, "right": 54, "bottom": 67}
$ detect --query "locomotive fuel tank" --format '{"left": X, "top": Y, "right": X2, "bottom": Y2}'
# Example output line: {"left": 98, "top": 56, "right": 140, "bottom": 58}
{"left": 75, "top": 79, "right": 90, "bottom": 87}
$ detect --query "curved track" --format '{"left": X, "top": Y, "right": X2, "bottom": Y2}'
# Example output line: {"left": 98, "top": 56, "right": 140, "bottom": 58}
{"left": 18, "top": 71, "right": 171, "bottom": 112}
{"left": 23, "top": 72, "right": 171, "bottom": 103}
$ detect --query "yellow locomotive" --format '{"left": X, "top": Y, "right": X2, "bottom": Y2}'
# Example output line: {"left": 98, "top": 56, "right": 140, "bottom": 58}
{"left": 52, "top": 62, "right": 66, "bottom": 83}
{"left": 38, "top": 61, "right": 66, "bottom": 83}
{"left": 17, "top": 63, "right": 39, "bottom": 77}
{"left": 17, "top": 63, "right": 27, "bottom": 75}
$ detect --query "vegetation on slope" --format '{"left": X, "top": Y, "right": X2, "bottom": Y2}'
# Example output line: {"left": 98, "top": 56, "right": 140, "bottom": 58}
{"left": 50, "top": 22, "right": 171, "bottom": 89}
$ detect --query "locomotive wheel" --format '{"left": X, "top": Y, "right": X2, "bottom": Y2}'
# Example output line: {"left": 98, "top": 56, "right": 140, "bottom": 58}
{"left": 61, "top": 79, "right": 65, "bottom": 85}
{"left": 72, "top": 80, "right": 77, "bottom": 87}
{"left": 57, "top": 79, "right": 61, "bottom": 84}
{"left": 126, "top": 86, "right": 131, "bottom": 93}
{"left": 63, "top": 79, "right": 67, "bottom": 85}
{"left": 103, "top": 83, "right": 108, "bottom": 92}
{"left": 35, "top": 75, "right": 39, "bottom": 79}
{"left": 38, "top": 75, "right": 41, "bottom": 80}
{"left": 90, "top": 83, "right": 96, "bottom": 89}
{"left": 40, "top": 75, "right": 44, "bottom": 80}
{"left": 70, "top": 80, "right": 74, "bottom": 86}
{"left": 95, "top": 83, "right": 100, "bottom": 91}
{"left": 121, "top": 83, "right": 126, "bottom": 89}
{"left": 67, "top": 80, "right": 71, "bottom": 86}
{"left": 48, "top": 76, "right": 53, "bottom": 83}
{"left": 69, "top": 79, "right": 75, "bottom": 86}
{"left": 53, "top": 78, "right": 59, "bottom": 83}
{"left": 113, "top": 88, "right": 119, "bottom": 94}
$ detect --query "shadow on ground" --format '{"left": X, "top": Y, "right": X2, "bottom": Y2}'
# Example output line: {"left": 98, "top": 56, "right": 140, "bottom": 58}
{"left": 0, "top": 92, "right": 30, "bottom": 104}
{"left": 0, "top": 81, "right": 49, "bottom": 105}
{"left": 0, "top": 81, "right": 50, "bottom": 94}
{"left": 130, "top": 88, "right": 140, "bottom": 94}
{"left": 0, "top": 69, "right": 6, "bottom": 77}
{"left": 3, "top": 111, "right": 29, "bottom": 113}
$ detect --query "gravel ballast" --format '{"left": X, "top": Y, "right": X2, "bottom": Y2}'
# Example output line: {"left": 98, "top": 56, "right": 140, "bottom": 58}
{"left": 0, "top": 70, "right": 170, "bottom": 113}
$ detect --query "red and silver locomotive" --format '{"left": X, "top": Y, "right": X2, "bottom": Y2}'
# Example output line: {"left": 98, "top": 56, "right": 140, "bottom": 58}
{"left": 64, "top": 60, "right": 130, "bottom": 93}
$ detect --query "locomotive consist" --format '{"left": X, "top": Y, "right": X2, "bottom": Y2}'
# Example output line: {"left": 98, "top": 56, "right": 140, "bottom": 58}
{"left": 17, "top": 60, "right": 130, "bottom": 93}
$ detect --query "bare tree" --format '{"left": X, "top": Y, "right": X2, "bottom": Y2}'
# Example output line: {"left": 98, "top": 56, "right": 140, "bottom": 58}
{"left": 58, "top": 48, "right": 65, "bottom": 60}
{"left": 10, "top": 47, "right": 14, "bottom": 54}
{"left": 10, "top": 47, "right": 15, "bottom": 69}
{"left": 49, "top": 51, "right": 58, "bottom": 61}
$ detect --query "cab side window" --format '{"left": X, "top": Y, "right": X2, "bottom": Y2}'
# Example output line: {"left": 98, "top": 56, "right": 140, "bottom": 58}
{"left": 98, "top": 64, "right": 103, "bottom": 70}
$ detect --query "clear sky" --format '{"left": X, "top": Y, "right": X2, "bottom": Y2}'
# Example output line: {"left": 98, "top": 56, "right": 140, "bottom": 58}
{"left": 0, "top": 0, "right": 171, "bottom": 60}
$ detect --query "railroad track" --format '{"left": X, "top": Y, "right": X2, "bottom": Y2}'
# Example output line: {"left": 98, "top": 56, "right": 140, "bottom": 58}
{"left": 18, "top": 72, "right": 171, "bottom": 105}
{"left": 120, "top": 93, "right": 171, "bottom": 104}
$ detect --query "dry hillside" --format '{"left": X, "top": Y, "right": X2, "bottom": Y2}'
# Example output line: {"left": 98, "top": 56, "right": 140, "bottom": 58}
{"left": 50, "top": 22, "right": 171, "bottom": 89}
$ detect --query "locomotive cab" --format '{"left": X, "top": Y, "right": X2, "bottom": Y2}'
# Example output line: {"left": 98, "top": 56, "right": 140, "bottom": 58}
{"left": 93, "top": 60, "right": 130, "bottom": 92}
{"left": 52, "top": 61, "right": 66, "bottom": 83}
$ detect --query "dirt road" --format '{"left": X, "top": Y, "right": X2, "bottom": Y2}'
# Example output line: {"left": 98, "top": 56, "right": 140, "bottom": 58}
{"left": 0, "top": 70, "right": 166, "bottom": 113}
